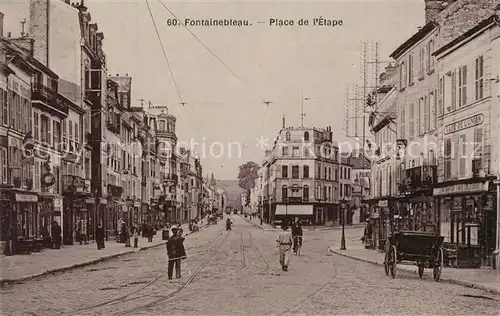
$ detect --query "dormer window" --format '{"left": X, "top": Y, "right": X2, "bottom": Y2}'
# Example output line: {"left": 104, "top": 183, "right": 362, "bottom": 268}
{"left": 304, "top": 131, "right": 309, "bottom": 141}
{"left": 285, "top": 131, "right": 291, "bottom": 141}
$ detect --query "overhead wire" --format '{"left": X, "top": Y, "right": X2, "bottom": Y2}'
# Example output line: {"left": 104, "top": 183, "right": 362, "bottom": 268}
{"left": 144, "top": 0, "right": 213, "bottom": 173}
{"left": 154, "top": 0, "right": 275, "bottom": 154}
{"left": 145, "top": 0, "right": 183, "bottom": 104}
{"left": 156, "top": 0, "right": 267, "bottom": 103}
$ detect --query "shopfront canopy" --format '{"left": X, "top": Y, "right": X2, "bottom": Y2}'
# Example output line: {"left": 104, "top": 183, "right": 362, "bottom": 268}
{"left": 275, "top": 204, "right": 313, "bottom": 216}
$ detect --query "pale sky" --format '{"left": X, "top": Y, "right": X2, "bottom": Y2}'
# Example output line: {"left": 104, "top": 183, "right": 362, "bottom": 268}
{"left": 1, "top": 0, "right": 424, "bottom": 180}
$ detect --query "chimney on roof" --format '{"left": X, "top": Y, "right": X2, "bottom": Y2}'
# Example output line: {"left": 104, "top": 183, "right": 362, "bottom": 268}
{"left": 424, "top": 0, "right": 456, "bottom": 23}
{"left": 282, "top": 115, "right": 285, "bottom": 128}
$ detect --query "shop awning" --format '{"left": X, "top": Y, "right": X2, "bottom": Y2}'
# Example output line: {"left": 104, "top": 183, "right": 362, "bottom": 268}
{"left": 275, "top": 204, "right": 313, "bottom": 216}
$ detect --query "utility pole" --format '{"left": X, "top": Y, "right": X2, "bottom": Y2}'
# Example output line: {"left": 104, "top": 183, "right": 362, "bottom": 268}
{"left": 301, "top": 90, "right": 310, "bottom": 127}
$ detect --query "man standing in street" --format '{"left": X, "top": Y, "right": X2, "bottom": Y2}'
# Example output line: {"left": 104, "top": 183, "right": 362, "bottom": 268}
{"left": 166, "top": 227, "right": 186, "bottom": 280}
{"left": 52, "top": 221, "right": 61, "bottom": 249}
{"left": 96, "top": 222, "right": 105, "bottom": 250}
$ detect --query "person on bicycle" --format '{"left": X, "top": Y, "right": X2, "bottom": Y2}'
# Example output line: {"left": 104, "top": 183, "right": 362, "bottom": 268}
{"left": 291, "top": 220, "right": 303, "bottom": 255}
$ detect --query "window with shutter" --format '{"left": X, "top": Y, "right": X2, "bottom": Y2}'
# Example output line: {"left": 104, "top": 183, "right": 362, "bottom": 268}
{"left": 408, "top": 54, "right": 414, "bottom": 85}
{"left": 458, "top": 65, "right": 467, "bottom": 107}
{"left": 444, "top": 138, "right": 452, "bottom": 180}
{"left": 438, "top": 77, "right": 444, "bottom": 115}
{"left": 458, "top": 134, "right": 466, "bottom": 178}
{"left": 282, "top": 165, "right": 288, "bottom": 178}
{"left": 409, "top": 103, "right": 415, "bottom": 136}
{"left": 33, "top": 113, "right": 39, "bottom": 141}
{"left": 0, "top": 148, "right": 6, "bottom": 184}
{"left": 475, "top": 56, "right": 484, "bottom": 100}
{"left": 473, "top": 127, "right": 483, "bottom": 175}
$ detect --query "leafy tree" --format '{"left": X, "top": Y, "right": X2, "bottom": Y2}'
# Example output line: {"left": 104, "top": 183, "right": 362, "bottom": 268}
{"left": 237, "top": 161, "right": 260, "bottom": 190}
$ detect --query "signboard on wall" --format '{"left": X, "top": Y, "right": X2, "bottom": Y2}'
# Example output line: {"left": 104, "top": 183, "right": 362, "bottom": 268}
{"left": 444, "top": 113, "right": 483, "bottom": 135}
{"left": 433, "top": 182, "right": 486, "bottom": 196}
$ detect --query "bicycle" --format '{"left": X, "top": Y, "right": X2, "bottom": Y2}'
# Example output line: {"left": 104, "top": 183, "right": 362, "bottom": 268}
{"left": 293, "top": 235, "right": 302, "bottom": 256}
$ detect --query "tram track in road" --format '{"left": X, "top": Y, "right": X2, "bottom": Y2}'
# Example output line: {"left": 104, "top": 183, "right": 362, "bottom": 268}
{"left": 277, "top": 248, "right": 339, "bottom": 316}
{"left": 112, "top": 230, "right": 231, "bottom": 316}
{"left": 68, "top": 227, "right": 227, "bottom": 316}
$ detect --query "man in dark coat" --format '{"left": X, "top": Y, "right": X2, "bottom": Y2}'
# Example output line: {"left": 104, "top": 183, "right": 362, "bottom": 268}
{"left": 291, "top": 221, "right": 303, "bottom": 254}
{"left": 52, "top": 222, "right": 62, "bottom": 249}
{"left": 166, "top": 227, "right": 186, "bottom": 280}
{"left": 96, "top": 222, "right": 105, "bottom": 250}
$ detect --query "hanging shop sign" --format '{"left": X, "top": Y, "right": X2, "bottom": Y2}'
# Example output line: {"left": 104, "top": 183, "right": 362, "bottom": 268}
{"left": 378, "top": 200, "right": 388, "bottom": 207}
{"left": 444, "top": 113, "right": 483, "bottom": 135}
{"left": 433, "top": 182, "right": 486, "bottom": 196}
{"left": 41, "top": 173, "right": 56, "bottom": 187}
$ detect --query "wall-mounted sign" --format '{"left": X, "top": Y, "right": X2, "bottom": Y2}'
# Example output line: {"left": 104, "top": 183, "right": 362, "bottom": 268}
{"left": 42, "top": 173, "right": 56, "bottom": 187}
{"left": 444, "top": 113, "right": 483, "bottom": 135}
{"left": 433, "top": 182, "right": 486, "bottom": 196}
{"left": 15, "top": 194, "right": 38, "bottom": 202}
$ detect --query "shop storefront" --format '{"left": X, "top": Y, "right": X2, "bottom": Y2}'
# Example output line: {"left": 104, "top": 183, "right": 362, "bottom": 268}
{"left": 434, "top": 180, "right": 497, "bottom": 268}
{"left": 62, "top": 175, "right": 93, "bottom": 245}
{"left": 38, "top": 195, "right": 63, "bottom": 237}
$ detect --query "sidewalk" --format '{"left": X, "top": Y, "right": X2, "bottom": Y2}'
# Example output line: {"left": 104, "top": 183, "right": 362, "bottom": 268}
{"left": 328, "top": 239, "right": 500, "bottom": 296}
{"left": 0, "top": 226, "right": 206, "bottom": 285}
{"left": 240, "top": 215, "right": 365, "bottom": 231}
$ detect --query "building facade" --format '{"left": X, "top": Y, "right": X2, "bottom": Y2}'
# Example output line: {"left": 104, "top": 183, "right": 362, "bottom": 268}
{"left": 262, "top": 125, "right": 340, "bottom": 226}
{"left": 433, "top": 13, "right": 499, "bottom": 267}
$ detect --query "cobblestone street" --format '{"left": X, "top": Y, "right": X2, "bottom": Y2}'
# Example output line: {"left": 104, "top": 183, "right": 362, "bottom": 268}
{"left": 1, "top": 216, "right": 499, "bottom": 315}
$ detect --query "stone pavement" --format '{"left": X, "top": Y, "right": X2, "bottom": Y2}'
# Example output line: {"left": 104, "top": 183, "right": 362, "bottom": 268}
{"left": 240, "top": 214, "right": 365, "bottom": 231}
{"left": 0, "top": 225, "right": 206, "bottom": 285}
{"left": 329, "top": 238, "right": 500, "bottom": 295}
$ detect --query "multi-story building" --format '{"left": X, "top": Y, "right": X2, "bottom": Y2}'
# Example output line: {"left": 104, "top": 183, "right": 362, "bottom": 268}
{"left": 155, "top": 110, "right": 178, "bottom": 225}
{"left": 262, "top": 124, "right": 339, "bottom": 226}
{"left": 390, "top": 20, "right": 440, "bottom": 240}
{"left": 349, "top": 151, "right": 371, "bottom": 224}
{"left": 433, "top": 13, "right": 499, "bottom": 267}
{"left": 0, "top": 34, "right": 38, "bottom": 244}
{"left": 366, "top": 65, "right": 399, "bottom": 248}
{"left": 28, "top": 0, "right": 105, "bottom": 244}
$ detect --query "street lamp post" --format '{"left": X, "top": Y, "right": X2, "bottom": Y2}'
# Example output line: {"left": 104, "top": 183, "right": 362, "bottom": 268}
{"left": 340, "top": 200, "right": 347, "bottom": 250}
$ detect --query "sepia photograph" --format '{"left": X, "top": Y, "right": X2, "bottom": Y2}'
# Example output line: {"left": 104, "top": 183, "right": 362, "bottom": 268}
{"left": 0, "top": 0, "right": 499, "bottom": 315}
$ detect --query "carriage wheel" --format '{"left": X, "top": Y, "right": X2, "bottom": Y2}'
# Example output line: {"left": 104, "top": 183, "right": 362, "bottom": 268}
{"left": 390, "top": 245, "right": 397, "bottom": 279}
{"left": 418, "top": 265, "right": 424, "bottom": 278}
{"left": 384, "top": 252, "right": 390, "bottom": 276}
{"left": 433, "top": 248, "right": 443, "bottom": 282}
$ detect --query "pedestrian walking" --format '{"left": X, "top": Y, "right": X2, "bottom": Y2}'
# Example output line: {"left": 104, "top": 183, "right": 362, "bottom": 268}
{"left": 176, "top": 222, "right": 183, "bottom": 236}
{"left": 96, "top": 222, "right": 105, "bottom": 250}
{"left": 291, "top": 220, "right": 303, "bottom": 255}
{"left": 147, "top": 224, "right": 154, "bottom": 242}
{"left": 133, "top": 226, "right": 139, "bottom": 248}
{"left": 166, "top": 227, "right": 187, "bottom": 280}
{"left": 52, "top": 221, "right": 62, "bottom": 249}
{"left": 276, "top": 221, "right": 293, "bottom": 271}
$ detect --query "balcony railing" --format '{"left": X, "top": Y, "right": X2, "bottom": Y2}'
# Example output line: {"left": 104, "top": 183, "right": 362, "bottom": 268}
{"left": 32, "top": 84, "right": 69, "bottom": 116}
{"left": 107, "top": 121, "right": 121, "bottom": 135}
{"left": 398, "top": 165, "right": 437, "bottom": 193}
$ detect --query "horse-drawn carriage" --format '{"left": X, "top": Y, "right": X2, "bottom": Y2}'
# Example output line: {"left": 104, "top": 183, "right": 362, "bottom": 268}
{"left": 383, "top": 230, "right": 444, "bottom": 281}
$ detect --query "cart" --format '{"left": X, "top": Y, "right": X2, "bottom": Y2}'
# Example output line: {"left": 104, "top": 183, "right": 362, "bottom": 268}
{"left": 383, "top": 230, "right": 444, "bottom": 281}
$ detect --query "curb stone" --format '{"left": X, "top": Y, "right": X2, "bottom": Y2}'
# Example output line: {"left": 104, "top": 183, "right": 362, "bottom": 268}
{"left": 0, "top": 224, "right": 210, "bottom": 286}
{"left": 327, "top": 246, "right": 500, "bottom": 296}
